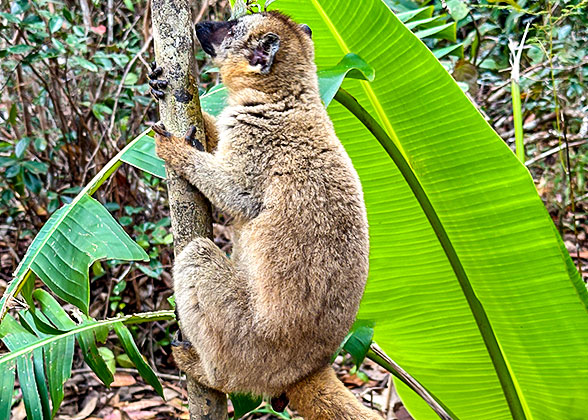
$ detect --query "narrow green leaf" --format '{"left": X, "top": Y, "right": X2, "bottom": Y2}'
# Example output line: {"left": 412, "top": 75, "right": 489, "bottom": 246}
{"left": 71, "top": 56, "right": 99, "bottom": 72}
{"left": 342, "top": 323, "right": 374, "bottom": 367}
{"left": 32, "top": 345, "right": 52, "bottom": 419}
{"left": 16, "top": 352, "right": 43, "bottom": 420}
{"left": 511, "top": 80, "right": 524, "bottom": 162}
{"left": 33, "top": 290, "right": 75, "bottom": 416}
{"left": 44, "top": 333, "right": 74, "bottom": 416}
{"left": 113, "top": 322, "right": 164, "bottom": 397}
{"left": 433, "top": 43, "right": 464, "bottom": 59}
{"left": 414, "top": 22, "right": 457, "bottom": 42}
{"left": 8, "top": 44, "right": 34, "bottom": 54}
{"left": 394, "top": 6, "right": 434, "bottom": 23}
{"left": 33, "top": 289, "right": 76, "bottom": 330}
{"left": 0, "top": 11, "right": 21, "bottom": 23}
{"left": 404, "top": 16, "right": 445, "bottom": 30}
{"left": 0, "top": 359, "right": 15, "bottom": 419}
{"left": 0, "top": 315, "right": 44, "bottom": 420}
{"left": 76, "top": 328, "right": 114, "bottom": 386}
{"left": 15, "top": 138, "right": 30, "bottom": 159}
{"left": 49, "top": 16, "right": 64, "bottom": 33}
{"left": 317, "top": 53, "right": 375, "bottom": 106}
{"left": 201, "top": 84, "right": 229, "bottom": 116}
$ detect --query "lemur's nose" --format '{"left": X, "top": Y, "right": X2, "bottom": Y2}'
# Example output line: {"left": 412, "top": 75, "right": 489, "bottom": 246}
{"left": 195, "top": 20, "right": 236, "bottom": 57}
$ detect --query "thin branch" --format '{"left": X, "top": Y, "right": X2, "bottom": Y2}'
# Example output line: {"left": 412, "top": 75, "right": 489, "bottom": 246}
{"left": 107, "top": 35, "right": 153, "bottom": 141}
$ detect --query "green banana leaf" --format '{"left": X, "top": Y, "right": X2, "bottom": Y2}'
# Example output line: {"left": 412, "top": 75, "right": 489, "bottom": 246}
{"left": 266, "top": 1, "right": 588, "bottom": 419}
{"left": 0, "top": 299, "right": 174, "bottom": 418}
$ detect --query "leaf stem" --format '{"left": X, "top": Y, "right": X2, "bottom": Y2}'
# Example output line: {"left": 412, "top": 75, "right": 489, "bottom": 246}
{"left": 334, "top": 88, "right": 527, "bottom": 420}
{"left": 367, "top": 344, "right": 456, "bottom": 420}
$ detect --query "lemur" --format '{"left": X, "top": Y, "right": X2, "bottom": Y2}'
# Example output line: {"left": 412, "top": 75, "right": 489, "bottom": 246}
{"left": 150, "top": 10, "right": 379, "bottom": 420}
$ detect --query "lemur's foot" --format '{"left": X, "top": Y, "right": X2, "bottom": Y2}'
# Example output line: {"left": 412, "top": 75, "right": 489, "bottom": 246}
{"left": 148, "top": 61, "right": 168, "bottom": 100}
{"left": 171, "top": 333, "right": 214, "bottom": 387}
{"left": 271, "top": 393, "right": 289, "bottom": 412}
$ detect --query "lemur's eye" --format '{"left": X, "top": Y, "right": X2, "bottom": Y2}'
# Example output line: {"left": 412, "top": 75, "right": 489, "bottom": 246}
{"left": 227, "top": 27, "right": 235, "bottom": 37}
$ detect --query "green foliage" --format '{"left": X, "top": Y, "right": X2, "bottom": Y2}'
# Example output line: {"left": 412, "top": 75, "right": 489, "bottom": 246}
{"left": 0, "top": 0, "right": 154, "bottom": 231}
{"left": 0, "top": 290, "right": 173, "bottom": 419}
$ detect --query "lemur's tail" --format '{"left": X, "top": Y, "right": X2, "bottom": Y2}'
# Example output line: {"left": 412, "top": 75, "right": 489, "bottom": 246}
{"left": 286, "top": 365, "right": 383, "bottom": 420}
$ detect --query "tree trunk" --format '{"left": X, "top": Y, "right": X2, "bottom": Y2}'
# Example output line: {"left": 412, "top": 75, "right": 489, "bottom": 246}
{"left": 150, "top": 1, "right": 228, "bottom": 418}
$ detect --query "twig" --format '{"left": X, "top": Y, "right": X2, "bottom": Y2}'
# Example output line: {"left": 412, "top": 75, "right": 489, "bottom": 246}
{"left": 107, "top": 35, "right": 153, "bottom": 142}
{"left": 107, "top": 0, "right": 114, "bottom": 44}
{"left": 525, "top": 140, "right": 587, "bottom": 166}
{"left": 71, "top": 367, "right": 185, "bottom": 382}
{"left": 562, "top": 116, "right": 583, "bottom": 277}
{"left": 194, "top": 0, "right": 209, "bottom": 24}
{"left": 79, "top": 0, "right": 92, "bottom": 33}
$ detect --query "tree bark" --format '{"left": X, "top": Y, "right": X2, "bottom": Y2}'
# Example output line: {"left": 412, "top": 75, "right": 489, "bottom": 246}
{"left": 150, "top": 1, "right": 228, "bottom": 418}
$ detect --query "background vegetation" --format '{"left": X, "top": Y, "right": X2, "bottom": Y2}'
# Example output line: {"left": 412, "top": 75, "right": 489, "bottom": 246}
{"left": 0, "top": 0, "right": 586, "bottom": 419}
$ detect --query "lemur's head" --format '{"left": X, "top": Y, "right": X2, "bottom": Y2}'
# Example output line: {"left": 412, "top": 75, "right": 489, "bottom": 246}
{"left": 196, "top": 11, "right": 315, "bottom": 95}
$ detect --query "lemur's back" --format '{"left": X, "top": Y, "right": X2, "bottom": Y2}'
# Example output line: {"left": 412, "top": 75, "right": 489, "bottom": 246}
{"left": 222, "top": 100, "right": 369, "bottom": 392}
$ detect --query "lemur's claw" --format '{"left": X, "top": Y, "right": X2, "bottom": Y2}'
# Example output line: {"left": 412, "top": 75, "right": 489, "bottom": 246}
{"left": 171, "top": 330, "right": 192, "bottom": 349}
{"left": 185, "top": 126, "right": 205, "bottom": 151}
{"left": 152, "top": 123, "right": 170, "bottom": 138}
{"left": 271, "top": 393, "right": 289, "bottom": 412}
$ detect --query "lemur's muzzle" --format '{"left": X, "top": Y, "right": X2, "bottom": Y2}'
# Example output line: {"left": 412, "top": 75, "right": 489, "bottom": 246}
{"left": 195, "top": 20, "right": 236, "bottom": 57}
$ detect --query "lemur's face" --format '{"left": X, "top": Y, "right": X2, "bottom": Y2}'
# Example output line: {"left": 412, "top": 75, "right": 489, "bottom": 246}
{"left": 195, "top": 12, "right": 313, "bottom": 77}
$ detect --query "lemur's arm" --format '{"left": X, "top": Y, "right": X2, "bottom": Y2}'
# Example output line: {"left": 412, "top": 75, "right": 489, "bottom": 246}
{"left": 153, "top": 125, "right": 261, "bottom": 220}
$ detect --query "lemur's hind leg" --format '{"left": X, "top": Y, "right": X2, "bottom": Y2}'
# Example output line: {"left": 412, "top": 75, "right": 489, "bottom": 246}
{"left": 172, "top": 237, "right": 250, "bottom": 392}
{"left": 171, "top": 332, "right": 213, "bottom": 386}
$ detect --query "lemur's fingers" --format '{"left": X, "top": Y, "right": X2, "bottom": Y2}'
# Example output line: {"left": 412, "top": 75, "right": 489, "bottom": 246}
{"left": 152, "top": 123, "right": 171, "bottom": 138}
{"left": 148, "top": 65, "right": 163, "bottom": 80}
{"left": 149, "top": 79, "right": 168, "bottom": 90}
{"left": 150, "top": 88, "right": 165, "bottom": 101}
{"left": 185, "top": 125, "right": 205, "bottom": 151}
{"left": 148, "top": 67, "right": 168, "bottom": 100}
{"left": 150, "top": 60, "right": 157, "bottom": 71}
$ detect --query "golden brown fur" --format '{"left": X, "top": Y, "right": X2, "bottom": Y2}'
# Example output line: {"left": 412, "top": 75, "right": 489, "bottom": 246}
{"left": 155, "top": 11, "right": 376, "bottom": 419}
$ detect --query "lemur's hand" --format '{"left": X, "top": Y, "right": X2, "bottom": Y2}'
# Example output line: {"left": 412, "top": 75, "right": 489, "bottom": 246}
{"left": 148, "top": 61, "right": 168, "bottom": 101}
{"left": 153, "top": 124, "right": 205, "bottom": 168}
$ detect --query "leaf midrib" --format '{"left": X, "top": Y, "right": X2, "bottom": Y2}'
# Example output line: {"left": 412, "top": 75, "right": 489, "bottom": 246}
{"left": 0, "top": 310, "right": 174, "bottom": 364}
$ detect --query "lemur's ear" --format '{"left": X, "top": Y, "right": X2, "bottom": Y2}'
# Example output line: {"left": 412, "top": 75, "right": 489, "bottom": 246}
{"left": 299, "top": 24, "right": 312, "bottom": 38}
{"left": 250, "top": 32, "right": 280, "bottom": 74}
